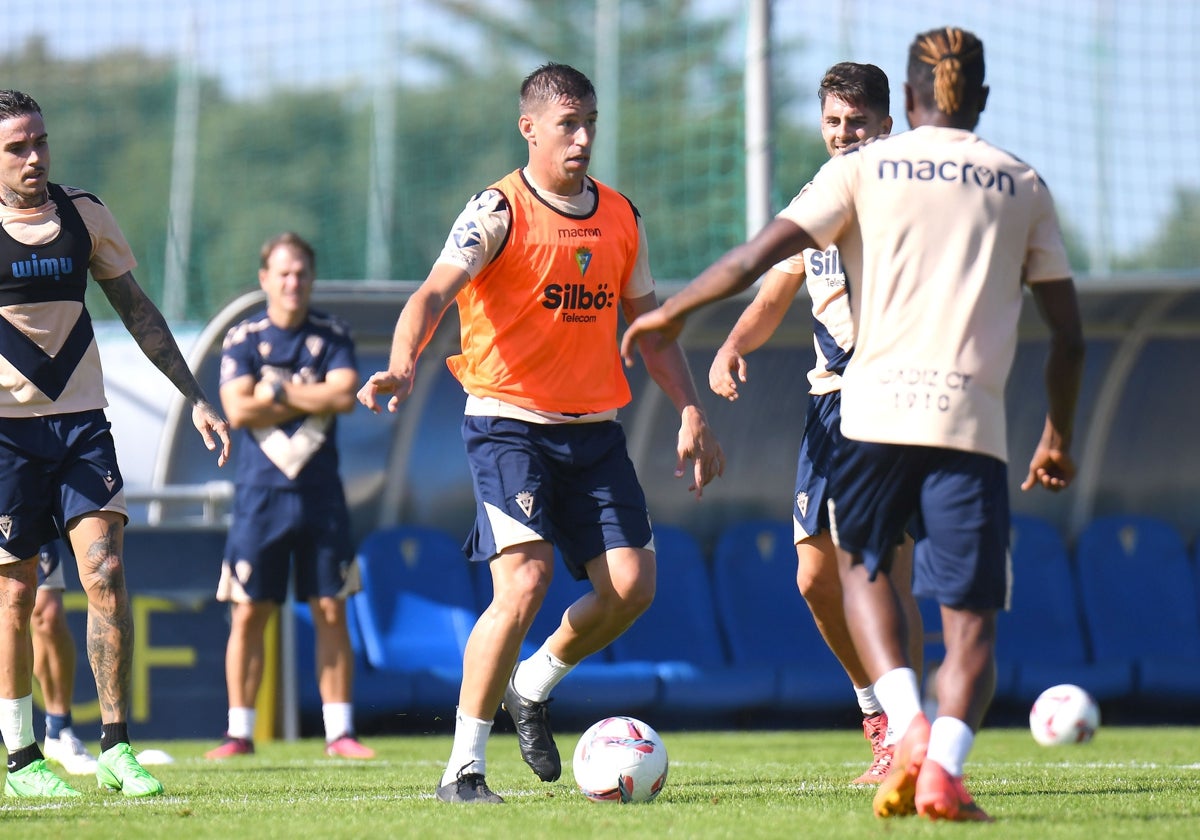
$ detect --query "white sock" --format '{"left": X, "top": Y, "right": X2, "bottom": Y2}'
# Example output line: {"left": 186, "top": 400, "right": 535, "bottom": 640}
{"left": 855, "top": 684, "right": 883, "bottom": 716}
{"left": 925, "top": 716, "right": 974, "bottom": 777}
{"left": 0, "top": 695, "right": 35, "bottom": 753}
{"left": 856, "top": 684, "right": 899, "bottom": 745}
{"left": 323, "top": 702, "right": 355, "bottom": 742}
{"left": 228, "top": 706, "right": 256, "bottom": 740}
{"left": 512, "top": 642, "right": 574, "bottom": 702}
{"left": 441, "top": 710, "right": 493, "bottom": 786}
{"left": 872, "top": 667, "right": 923, "bottom": 738}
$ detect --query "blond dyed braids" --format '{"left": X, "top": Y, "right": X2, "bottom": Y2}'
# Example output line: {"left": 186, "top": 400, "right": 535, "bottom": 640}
{"left": 910, "top": 26, "right": 984, "bottom": 116}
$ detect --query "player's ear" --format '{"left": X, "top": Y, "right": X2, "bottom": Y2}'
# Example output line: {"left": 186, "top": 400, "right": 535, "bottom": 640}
{"left": 518, "top": 113, "right": 536, "bottom": 143}
{"left": 880, "top": 115, "right": 893, "bottom": 135}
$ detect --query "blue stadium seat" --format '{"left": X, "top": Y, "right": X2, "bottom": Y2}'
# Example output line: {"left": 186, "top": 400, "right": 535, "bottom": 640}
{"left": 472, "top": 546, "right": 661, "bottom": 720}
{"left": 1075, "top": 515, "right": 1200, "bottom": 701}
{"left": 997, "top": 514, "right": 1132, "bottom": 704}
{"left": 1193, "top": 540, "right": 1200, "bottom": 618}
{"left": 711, "top": 519, "right": 850, "bottom": 712}
{"left": 608, "top": 524, "right": 776, "bottom": 717}
{"left": 352, "top": 525, "right": 480, "bottom": 710}
{"left": 293, "top": 598, "right": 410, "bottom": 724}
{"left": 918, "top": 596, "right": 945, "bottom": 669}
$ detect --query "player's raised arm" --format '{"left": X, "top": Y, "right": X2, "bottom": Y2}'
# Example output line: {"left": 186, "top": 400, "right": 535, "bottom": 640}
{"left": 621, "top": 216, "right": 815, "bottom": 365}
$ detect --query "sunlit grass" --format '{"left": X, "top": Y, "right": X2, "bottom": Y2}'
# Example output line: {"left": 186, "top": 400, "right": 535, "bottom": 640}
{"left": 3, "top": 726, "right": 1198, "bottom": 839}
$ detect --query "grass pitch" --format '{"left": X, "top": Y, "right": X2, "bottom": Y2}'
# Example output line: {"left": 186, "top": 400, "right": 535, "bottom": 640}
{"left": 3, "top": 726, "right": 1197, "bottom": 838}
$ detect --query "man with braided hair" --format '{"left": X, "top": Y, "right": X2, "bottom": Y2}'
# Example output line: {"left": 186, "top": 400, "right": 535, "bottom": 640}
{"left": 622, "top": 26, "right": 1083, "bottom": 823}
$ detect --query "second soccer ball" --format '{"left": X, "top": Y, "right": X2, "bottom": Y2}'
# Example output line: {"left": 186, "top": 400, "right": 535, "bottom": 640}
{"left": 1029, "top": 683, "right": 1100, "bottom": 746}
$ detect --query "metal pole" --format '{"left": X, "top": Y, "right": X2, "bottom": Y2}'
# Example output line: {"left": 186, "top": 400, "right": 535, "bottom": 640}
{"left": 745, "top": 0, "right": 773, "bottom": 239}
{"left": 594, "top": 0, "right": 620, "bottom": 186}
{"left": 1089, "top": 0, "right": 1115, "bottom": 276}
{"left": 280, "top": 585, "right": 300, "bottom": 741}
{"left": 163, "top": 16, "right": 200, "bottom": 321}
{"left": 366, "top": 5, "right": 398, "bottom": 281}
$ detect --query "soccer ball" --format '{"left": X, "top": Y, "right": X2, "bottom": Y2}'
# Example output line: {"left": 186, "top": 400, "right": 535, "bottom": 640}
{"left": 1029, "top": 683, "right": 1100, "bottom": 746}
{"left": 571, "top": 716, "right": 668, "bottom": 803}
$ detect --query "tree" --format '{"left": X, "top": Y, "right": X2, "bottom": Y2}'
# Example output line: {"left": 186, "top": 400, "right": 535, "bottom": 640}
{"left": 1118, "top": 188, "right": 1200, "bottom": 273}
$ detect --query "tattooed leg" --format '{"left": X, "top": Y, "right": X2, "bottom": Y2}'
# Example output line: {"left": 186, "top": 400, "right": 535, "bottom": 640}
{"left": 69, "top": 512, "right": 131, "bottom": 723}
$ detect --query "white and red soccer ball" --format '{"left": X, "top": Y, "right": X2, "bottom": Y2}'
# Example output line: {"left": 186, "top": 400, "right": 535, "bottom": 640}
{"left": 572, "top": 716, "right": 668, "bottom": 803}
{"left": 1029, "top": 683, "right": 1100, "bottom": 746}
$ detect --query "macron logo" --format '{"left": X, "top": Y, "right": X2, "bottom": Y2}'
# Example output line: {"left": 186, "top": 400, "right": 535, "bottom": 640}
{"left": 878, "top": 159, "right": 1016, "bottom": 196}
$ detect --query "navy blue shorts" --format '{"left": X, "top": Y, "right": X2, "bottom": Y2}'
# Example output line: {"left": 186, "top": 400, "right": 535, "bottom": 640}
{"left": 829, "top": 440, "right": 1010, "bottom": 609}
{"left": 219, "top": 484, "right": 358, "bottom": 603}
{"left": 793, "top": 391, "right": 840, "bottom": 540}
{"left": 0, "top": 410, "right": 126, "bottom": 563}
{"left": 37, "top": 541, "right": 66, "bottom": 590}
{"left": 462, "top": 416, "right": 652, "bottom": 580}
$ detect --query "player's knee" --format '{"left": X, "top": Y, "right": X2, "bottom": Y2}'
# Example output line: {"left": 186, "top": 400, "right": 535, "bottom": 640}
{"left": 83, "top": 552, "right": 126, "bottom": 596}
{"left": 492, "top": 559, "right": 552, "bottom": 622}
{"left": 30, "top": 608, "right": 60, "bottom": 638}
{"left": 614, "top": 574, "right": 655, "bottom": 621}
{"left": 310, "top": 597, "right": 347, "bottom": 629}
{"left": 796, "top": 561, "right": 839, "bottom": 607}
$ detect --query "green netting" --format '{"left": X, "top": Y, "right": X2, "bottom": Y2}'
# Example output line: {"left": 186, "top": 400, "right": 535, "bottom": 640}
{"left": 1, "top": 0, "right": 1196, "bottom": 324}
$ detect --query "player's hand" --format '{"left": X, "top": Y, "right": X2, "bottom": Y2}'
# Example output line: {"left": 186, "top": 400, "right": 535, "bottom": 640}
{"left": 620, "top": 309, "right": 685, "bottom": 366}
{"left": 192, "top": 401, "right": 232, "bottom": 468}
{"left": 252, "top": 378, "right": 279, "bottom": 404}
{"left": 357, "top": 370, "right": 413, "bottom": 414}
{"left": 676, "top": 406, "right": 724, "bottom": 498}
{"left": 1021, "top": 444, "right": 1075, "bottom": 492}
{"left": 709, "top": 344, "right": 748, "bottom": 401}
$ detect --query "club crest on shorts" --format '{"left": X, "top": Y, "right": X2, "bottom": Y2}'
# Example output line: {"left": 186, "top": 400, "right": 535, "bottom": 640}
{"left": 796, "top": 491, "right": 809, "bottom": 518}
{"left": 514, "top": 490, "right": 535, "bottom": 518}
{"left": 0, "top": 514, "right": 11, "bottom": 540}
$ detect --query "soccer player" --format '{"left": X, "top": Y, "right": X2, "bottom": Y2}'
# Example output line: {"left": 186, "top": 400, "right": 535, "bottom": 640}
{"left": 32, "top": 541, "right": 98, "bottom": 776}
{"left": 358, "top": 63, "right": 724, "bottom": 804}
{"left": 206, "top": 232, "right": 374, "bottom": 761}
{"left": 621, "top": 27, "right": 1084, "bottom": 823}
{"left": 708, "top": 61, "right": 922, "bottom": 785}
{"left": 0, "top": 89, "right": 231, "bottom": 799}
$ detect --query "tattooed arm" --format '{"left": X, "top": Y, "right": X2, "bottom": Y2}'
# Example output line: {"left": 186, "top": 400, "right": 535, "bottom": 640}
{"left": 99, "top": 271, "right": 232, "bottom": 467}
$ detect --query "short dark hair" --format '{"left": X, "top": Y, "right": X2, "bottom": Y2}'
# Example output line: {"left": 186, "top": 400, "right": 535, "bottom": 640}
{"left": 818, "top": 62, "right": 890, "bottom": 116}
{"left": 0, "top": 90, "right": 42, "bottom": 122}
{"left": 260, "top": 231, "right": 316, "bottom": 272}
{"left": 519, "top": 63, "right": 596, "bottom": 115}
{"left": 907, "top": 26, "right": 985, "bottom": 115}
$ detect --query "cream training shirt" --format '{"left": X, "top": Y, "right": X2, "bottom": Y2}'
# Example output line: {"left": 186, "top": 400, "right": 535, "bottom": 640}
{"left": 773, "top": 183, "right": 859, "bottom": 397}
{"left": 0, "top": 187, "right": 136, "bottom": 416}
{"left": 778, "top": 125, "right": 1072, "bottom": 462}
